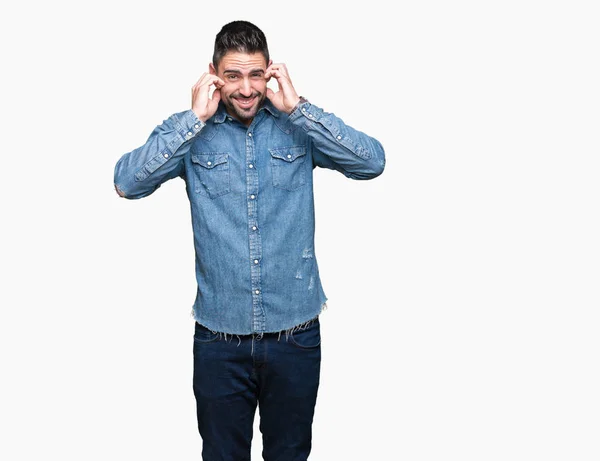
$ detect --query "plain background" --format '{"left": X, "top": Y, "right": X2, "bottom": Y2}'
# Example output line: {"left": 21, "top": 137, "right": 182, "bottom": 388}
{"left": 1, "top": 0, "right": 599, "bottom": 459}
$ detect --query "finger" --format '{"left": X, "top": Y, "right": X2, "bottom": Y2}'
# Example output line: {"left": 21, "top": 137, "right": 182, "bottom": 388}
{"left": 197, "top": 73, "right": 217, "bottom": 87}
{"left": 205, "top": 75, "right": 225, "bottom": 90}
{"left": 271, "top": 63, "right": 288, "bottom": 74}
{"left": 267, "top": 68, "right": 290, "bottom": 81}
{"left": 265, "top": 63, "right": 279, "bottom": 79}
{"left": 211, "top": 88, "right": 221, "bottom": 103}
{"left": 267, "top": 64, "right": 290, "bottom": 80}
{"left": 193, "top": 74, "right": 204, "bottom": 86}
{"left": 193, "top": 72, "right": 209, "bottom": 87}
{"left": 266, "top": 69, "right": 286, "bottom": 91}
{"left": 201, "top": 73, "right": 217, "bottom": 86}
{"left": 266, "top": 68, "right": 281, "bottom": 80}
{"left": 199, "top": 75, "right": 221, "bottom": 95}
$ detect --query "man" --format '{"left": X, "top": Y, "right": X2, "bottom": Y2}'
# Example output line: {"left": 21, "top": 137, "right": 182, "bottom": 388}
{"left": 114, "top": 20, "right": 385, "bottom": 461}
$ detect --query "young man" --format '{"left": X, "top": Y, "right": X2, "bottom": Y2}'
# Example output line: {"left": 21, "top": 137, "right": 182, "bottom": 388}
{"left": 114, "top": 20, "right": 385, "bottom": 461}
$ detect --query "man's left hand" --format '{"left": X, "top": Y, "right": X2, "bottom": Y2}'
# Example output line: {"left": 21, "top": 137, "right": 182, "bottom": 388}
{"left": 265, "top": 63, "right": 300, "bottom": 114}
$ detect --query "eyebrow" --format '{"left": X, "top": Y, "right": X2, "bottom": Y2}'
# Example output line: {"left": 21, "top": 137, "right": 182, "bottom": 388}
{"left": 223, "top": 68, "right": 265, "bottom": 75}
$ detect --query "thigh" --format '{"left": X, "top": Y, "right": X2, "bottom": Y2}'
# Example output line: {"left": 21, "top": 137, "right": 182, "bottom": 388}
{"left": 258, "top": 319, "right": 322, "bottom": 461}
{"left": 193, "top": 323, "right": 257, "bottom": 461}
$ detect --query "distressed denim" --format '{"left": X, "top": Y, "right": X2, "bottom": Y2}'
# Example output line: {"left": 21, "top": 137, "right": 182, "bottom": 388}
{"left": 114, "top": 99, "right": 385, "bottom": 334}
{"left": 193, "top": 318, "right": 321, "bottom": 461}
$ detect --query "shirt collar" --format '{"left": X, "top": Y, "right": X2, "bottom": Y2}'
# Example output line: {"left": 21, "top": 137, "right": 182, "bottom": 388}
{"left": 260, "top": 98, "right": 280, "bottom": 118}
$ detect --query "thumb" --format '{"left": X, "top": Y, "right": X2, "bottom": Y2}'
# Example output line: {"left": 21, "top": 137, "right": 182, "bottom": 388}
{"left": 266, "top": 88, "right": 276, "bottom": 100}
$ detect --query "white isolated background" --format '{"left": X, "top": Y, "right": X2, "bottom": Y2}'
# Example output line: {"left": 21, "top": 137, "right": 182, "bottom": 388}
{"left": 1, "top": 0, "right": 598, "bottom": 460}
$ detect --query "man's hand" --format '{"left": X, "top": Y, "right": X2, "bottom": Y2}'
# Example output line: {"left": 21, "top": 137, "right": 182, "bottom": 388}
{"left": 191, "top": 73, "right": 225, "bottom": 122}
{"left": 265, "top": 63, "right": 301, "bottom": 114}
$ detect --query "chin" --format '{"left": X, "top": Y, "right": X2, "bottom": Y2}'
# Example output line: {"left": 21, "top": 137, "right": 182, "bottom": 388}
{"left": 236, "top": 104, "right": 260, "bottom": 118}
{"left": 224, "top": 96, "right": 263, "bottom": 122}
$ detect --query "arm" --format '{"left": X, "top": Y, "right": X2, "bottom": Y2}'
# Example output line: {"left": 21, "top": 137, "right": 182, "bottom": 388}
{"left": 114, "top": 73, "right": 224, "bottom": 199}
{"left": 113, "top": 110, "right": 204, "bottom": 199}
{"left": 264, "top": 63, "right": 385, "bottom": 180}
{"left": 288, "top": 100, "right": 386, "bottom": 180}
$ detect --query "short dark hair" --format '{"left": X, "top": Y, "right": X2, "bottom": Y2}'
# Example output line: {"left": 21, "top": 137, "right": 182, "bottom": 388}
{"left": 212, "top": 21, "right": 269, "bottom": 70}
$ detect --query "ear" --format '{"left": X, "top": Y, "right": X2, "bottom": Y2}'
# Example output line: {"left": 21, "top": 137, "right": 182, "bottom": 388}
{"left": 209, "top": 62, "right": 216, "bottom": 75}
{"left": 267, "top": 59, "right": 272, "bottom": 68}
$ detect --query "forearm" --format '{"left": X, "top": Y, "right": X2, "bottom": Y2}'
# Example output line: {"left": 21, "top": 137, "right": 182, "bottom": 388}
{"left": 288, "top": 101, "right": 386, "bottom": 179}
{"left": 114, "top": 109, "right": 205, "bottom": 199}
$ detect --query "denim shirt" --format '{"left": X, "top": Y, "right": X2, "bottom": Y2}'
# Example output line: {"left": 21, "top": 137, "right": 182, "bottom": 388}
{"left": 114, "top": 98, "right": 385, "bottom": 334}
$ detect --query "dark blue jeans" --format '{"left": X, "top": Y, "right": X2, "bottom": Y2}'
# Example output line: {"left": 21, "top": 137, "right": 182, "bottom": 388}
{"left": 192, "top": 318, "right": 321, "bottom": 461}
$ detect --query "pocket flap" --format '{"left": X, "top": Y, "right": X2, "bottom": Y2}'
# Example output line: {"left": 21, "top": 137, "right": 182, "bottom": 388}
{"left": 269, "top": 146, "right": 306, "bottom": 162}
{"left": 191, "top": 153, "right": 229, "bottom": 169}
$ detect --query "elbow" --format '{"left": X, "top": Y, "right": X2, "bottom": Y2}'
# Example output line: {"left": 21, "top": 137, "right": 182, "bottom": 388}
{"left": 114, "top": 159, "right": 151, "bottom": 199}
{"left": 350, "top": 162, "right": 384, "bottom": 180}
{"left": 359, "top": 139, "right": 385, "bottom": 179}
{"left": 368, "top": 157, "right": 386, "bottom": 179}
{"left": 113, "top": 167, "right": 132, "bottom": 198}
{"left": 113, "top": 181, "right": 154, "bottom": 199}
{"left": 114, "top": 183, "right": 127, "bottom": 198}
{"left": 349, "top": 149, "right": 386, "bottom": 180}
{"left": 113, "top": 172, "right": 148, "bottom": 199}
{"left": 114, "top": 158, "right": 132, "bottom": 198}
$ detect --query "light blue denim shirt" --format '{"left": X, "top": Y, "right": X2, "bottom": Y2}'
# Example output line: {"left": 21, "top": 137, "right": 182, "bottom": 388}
{"left": 114, "top": 99, "right": 385, "bottom": 335}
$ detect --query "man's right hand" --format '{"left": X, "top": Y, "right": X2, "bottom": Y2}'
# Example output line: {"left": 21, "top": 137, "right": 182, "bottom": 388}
{"left": 191, "top": 73, "right": 225, "bottom": 122}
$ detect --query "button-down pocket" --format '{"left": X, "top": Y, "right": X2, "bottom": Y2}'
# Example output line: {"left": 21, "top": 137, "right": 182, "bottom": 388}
{"left": 190, "top": 153, "right": 231, "bottom": 198}
{"left": 269, "top": 146, "right": 307, "bottom": 191}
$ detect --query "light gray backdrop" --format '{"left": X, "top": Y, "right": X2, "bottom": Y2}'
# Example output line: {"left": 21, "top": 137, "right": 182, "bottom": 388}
{"left": 1, "top": 1, "right": 599, "bottom": 460}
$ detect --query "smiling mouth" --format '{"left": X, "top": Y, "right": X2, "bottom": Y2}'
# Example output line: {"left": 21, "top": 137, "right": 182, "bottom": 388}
{"left": 234, "top": 96, "right": 257, "bottom": 109}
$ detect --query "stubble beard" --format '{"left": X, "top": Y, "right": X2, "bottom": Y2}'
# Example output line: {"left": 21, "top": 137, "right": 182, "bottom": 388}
{"left": 224, "top": 91, "right": 266, "bottom": 124}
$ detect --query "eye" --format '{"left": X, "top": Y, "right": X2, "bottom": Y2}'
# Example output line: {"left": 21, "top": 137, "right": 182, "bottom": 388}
{"left": 227, "top": 75, "right": 238, "bottom": 81}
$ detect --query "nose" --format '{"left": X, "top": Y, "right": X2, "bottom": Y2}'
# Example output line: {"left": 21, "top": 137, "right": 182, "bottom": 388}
{"left": 238, "top": 78, "right": 253, "bottom": 97}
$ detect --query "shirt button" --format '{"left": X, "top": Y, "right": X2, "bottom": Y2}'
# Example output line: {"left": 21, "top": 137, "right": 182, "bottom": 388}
{"left": 287, "top": 154, "right": 292, "bottom": 159}
{"left": 194, "top": 124, "right": 199, "bottom": 129}
{"left": 163, "top": 153, "right": 169, "bottom": 158}
{"left": 252, "top": 226, "right": 257, "bottom": 231}
{"left": 187, "top": 132, "right": 192, "bottom": 136}
{"left": 207, "top": 161, "right": 212, "bottom": 166}
{"left": 254, "top": 259, "right": 259, "bottom": 264}
{"left": 248, "top": 164, "right": 254, "bottom": 168}
{"left": 248, "top": 132, "right": 252, "bottom": 137}
{"left": 337, "top": 135, "right": 342, "bottom": 140}
{"left": 302, "top": 108, "right": 306, "bottom": 112}
{"left": 255, "top": 289, "right": 260, "bottom": 295}
{"left": 250, "top": 194, "right": 255, "bottom": 199}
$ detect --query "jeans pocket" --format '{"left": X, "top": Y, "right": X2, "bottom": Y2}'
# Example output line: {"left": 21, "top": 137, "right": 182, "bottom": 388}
{"left": 290, "top": 319, "right": 321, "bottom": 349}
{"left": 191, "top": 153, "right": 231, "bottom": 198}
{"left": 194, "top": 322, "right": 220, "bottom": 343}
{"left": 269, "top": 146, "right": 307, "bottom": 191}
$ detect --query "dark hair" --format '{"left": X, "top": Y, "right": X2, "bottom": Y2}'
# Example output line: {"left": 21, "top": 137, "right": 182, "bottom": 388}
{"left": 212, "top": 21, "right": 269, "bottom": 70}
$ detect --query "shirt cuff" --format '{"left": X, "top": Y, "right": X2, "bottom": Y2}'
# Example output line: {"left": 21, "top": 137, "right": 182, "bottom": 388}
{"left": 289, "top": 100, "right": 322, "bottom": 123}
{"left": 179, "top": 110, "right": 206, "bottom": 141}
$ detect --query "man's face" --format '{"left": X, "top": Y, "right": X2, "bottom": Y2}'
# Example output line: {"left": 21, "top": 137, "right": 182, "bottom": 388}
{"left": 210, "top": 51, "right": 270, "bottom": 125}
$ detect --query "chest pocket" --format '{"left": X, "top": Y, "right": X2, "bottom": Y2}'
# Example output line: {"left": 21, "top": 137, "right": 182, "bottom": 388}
{"left": 269, "top": 146, "right": 307, "bottom": 191}
{"left": 190, "top": 153, "right": 231, "bottom": 198}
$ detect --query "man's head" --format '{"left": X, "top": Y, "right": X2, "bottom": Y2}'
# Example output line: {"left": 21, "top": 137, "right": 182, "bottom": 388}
{"left": 210, "top": 21, "right": 271, "bottom": 125}
{"left": 212, "top": 20, "right": 269, "bottom": 70}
